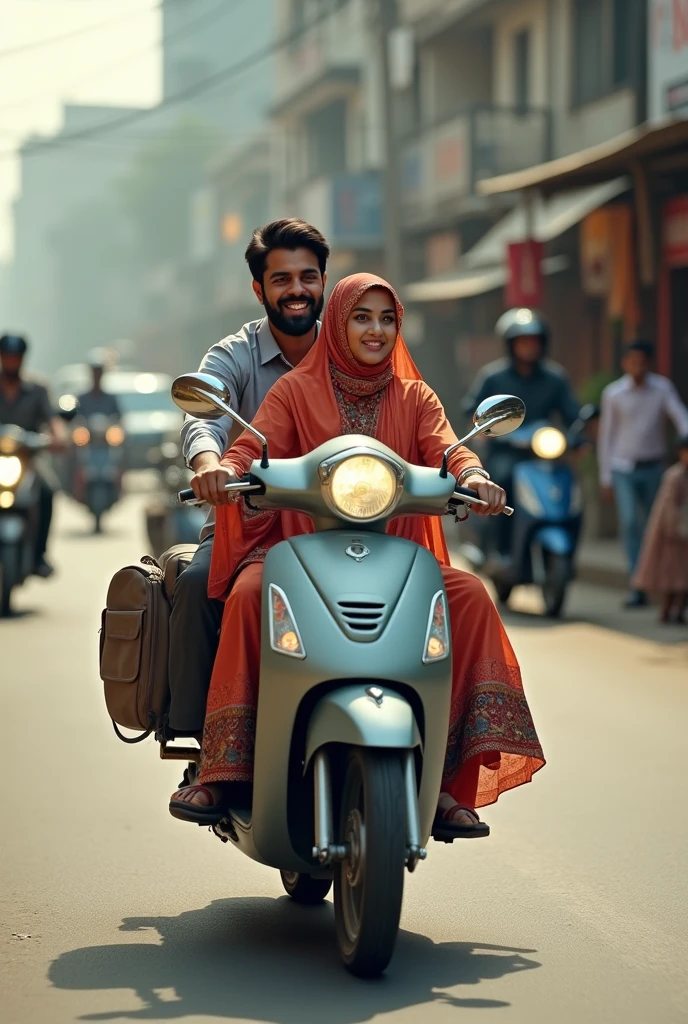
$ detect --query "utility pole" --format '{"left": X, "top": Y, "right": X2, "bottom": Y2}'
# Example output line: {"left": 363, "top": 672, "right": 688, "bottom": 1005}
{"left": 376, "top": 0, "right": 403, "bottom": 287}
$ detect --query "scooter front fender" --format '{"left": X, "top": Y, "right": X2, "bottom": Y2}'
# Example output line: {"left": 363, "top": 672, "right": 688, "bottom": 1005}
{"left": 534, "top": 525, "right": 575, "bottom": 555}
{"left": 304, "top": 685, "right": 421, "bottom": 769}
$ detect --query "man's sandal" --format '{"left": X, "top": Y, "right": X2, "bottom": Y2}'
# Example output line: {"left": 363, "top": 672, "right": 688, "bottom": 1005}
{"left": 169, "top": 786, "right": 226, "bottom": 825}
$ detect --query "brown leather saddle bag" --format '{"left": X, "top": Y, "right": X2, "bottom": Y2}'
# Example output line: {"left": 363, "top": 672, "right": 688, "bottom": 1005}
{"left": 99, "top": 544, "right": 198, "bottom": 742}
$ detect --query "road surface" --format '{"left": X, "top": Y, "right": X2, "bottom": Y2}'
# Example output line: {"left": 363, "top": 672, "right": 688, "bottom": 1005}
{"left": 2, "top": 489, "right": 687, "bottom": 1023}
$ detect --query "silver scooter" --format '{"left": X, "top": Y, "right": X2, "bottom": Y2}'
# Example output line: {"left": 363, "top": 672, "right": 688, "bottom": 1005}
{"left": 166, "top": 373, "right": 524, "bottom": 977}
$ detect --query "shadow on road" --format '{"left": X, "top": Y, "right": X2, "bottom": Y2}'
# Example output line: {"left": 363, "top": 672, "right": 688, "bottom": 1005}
{"left": 48, "top": 896, "right": 540, "bottom": 1021}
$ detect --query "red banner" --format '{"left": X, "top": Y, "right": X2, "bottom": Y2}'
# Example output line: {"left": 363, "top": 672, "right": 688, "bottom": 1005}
{"left": 505, "top": 240, "right": 544, "bottom": 308}
{"left": 663, "top": 195, "right": 688, "bottom": 267}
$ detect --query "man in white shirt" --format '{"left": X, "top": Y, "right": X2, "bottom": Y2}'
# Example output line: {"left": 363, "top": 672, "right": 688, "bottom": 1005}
{"left": 598, "top": 340, "right": 688, "bottom": 606}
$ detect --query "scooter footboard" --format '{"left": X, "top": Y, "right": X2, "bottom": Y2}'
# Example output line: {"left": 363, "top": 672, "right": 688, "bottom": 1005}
{"left": 304, "top": 685, "right": 422, "bottom": 768}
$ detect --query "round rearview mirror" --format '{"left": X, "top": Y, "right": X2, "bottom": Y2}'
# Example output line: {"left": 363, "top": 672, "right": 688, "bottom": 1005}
{"left": 473, "top": 394, "right": 526, "bottom": 437}
{"left": 171, "top": 372, "right": 231, "bottom": 419}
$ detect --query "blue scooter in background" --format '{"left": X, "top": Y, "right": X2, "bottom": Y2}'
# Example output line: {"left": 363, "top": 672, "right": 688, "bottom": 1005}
{"left": 461, "top": 406, "right": 597, "bottom": 618}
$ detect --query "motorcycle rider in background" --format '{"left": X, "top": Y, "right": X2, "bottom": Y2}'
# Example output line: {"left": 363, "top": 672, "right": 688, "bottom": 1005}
{"left": 0, "top": 334, "right": 65, "bottom": 577}
{"left": 76, "top": 354, "right": 122, "bottom": 421}
{"left": 463, "top": 309, "right": 580, "bottom": 564}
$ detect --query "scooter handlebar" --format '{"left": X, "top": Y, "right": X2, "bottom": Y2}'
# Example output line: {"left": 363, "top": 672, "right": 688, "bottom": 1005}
{"left": 177, "top": 480, "right": 263, "bottom": 505}
{"left": 452, "top": 485, "right": 514, "bottom": 517}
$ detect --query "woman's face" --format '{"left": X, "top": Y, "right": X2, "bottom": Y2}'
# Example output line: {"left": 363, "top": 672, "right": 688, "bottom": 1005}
{"left": 346, "top": 286, "right": 398, "bottom": 367}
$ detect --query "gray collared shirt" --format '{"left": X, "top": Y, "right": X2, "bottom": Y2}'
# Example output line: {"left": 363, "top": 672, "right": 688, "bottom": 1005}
{"left": 181, "top": 317, "right": 318, "bottom": 540}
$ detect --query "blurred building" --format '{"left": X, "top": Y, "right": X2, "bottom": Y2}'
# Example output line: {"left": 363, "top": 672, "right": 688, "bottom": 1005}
{"left": 131, "top": 0, "right": 278, "bottom": 373}
{"left": 162, "top": 0, "right": 276, "bottom": 137}
{"left": 471, "top": 0, "right": 688, "bottom": 405}
{"left": 399, "top": 0, "right": 647, "bottom": 422}
{"left": 12, "top": 104, "right": 149, "bottom": 374}
{"left": 270, "top": 0, "right": 385, "bottom": 283}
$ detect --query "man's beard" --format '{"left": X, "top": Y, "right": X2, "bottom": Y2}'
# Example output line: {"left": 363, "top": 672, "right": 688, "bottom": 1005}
{"left": 1, "top": 367, "right": 19, "bottom": 381}
{"left": 263, "top": 293, "right": 324, "bottom": 337}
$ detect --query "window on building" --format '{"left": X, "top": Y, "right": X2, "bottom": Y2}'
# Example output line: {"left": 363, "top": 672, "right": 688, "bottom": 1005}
{"left": 513, "top": 28, "right": 531, "bottom": 112}
{"left": 572, "top": 0, "right": 631, "bottom": 106}
{"left": 306, "top": 99, "right": 348, "bottom": 178}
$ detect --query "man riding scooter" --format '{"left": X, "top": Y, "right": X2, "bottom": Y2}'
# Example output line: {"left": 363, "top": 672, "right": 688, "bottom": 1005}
{"left": 76, "top": 353, "right": 122, "bottom": 421}
{"left": 167, "top": 219, "right": 330, "bottom": 739}
{"left": 70, "top": 354, "right": 124, "bottom": 532}
{"left": 0, "top": 333, "right": 64, "bottom": 577}
{"left": 463, "top": 309, "right": 581, "bottom": 568}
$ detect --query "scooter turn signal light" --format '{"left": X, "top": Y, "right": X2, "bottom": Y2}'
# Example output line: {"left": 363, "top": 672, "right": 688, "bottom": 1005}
{"left": 423, "top": 591, "right": 450, "bottom": 664}
{"left": 269, "top": 584, "right": 306, "bottom": 660}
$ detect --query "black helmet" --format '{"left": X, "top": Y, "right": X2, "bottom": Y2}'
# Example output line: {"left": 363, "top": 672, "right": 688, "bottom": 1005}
{"left": 495, "top": 309, "right": 549, "bottom": 351}
{"left": 0, "top": 334, "right": 28, "bottom": 356}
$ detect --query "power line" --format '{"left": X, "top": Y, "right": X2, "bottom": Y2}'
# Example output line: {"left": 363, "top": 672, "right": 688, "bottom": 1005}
{"left": 0, "top": 2, "right": 158, "bottom": 59}
{"left": 0, "top": 0, "right": 232, "bottom": 113}
{"left": 3, "top": 0, "right": 352, "bottom": 160}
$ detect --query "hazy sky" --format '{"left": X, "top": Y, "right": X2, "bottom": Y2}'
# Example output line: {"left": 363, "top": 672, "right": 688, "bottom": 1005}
{"left": 0, "top": 0, "right": 161, "bottom": 261}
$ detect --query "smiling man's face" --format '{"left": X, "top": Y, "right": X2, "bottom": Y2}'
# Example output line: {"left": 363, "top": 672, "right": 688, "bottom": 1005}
{"left": 253, "top": 247, "right": 325, "bottom": 337}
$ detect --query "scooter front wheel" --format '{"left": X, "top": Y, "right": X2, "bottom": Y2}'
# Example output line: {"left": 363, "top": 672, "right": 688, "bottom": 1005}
{"left": 542, "top": 552, "right": 571, "bottom": 618}
{"left": 334, "top": 748, "right": 405, "bottom": 978}
{"left": 280, "top": 871, "right": 332, "bottom": 904}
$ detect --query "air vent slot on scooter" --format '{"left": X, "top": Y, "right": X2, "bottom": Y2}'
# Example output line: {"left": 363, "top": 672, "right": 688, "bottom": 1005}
{"left": 337, "top": 599, "right": 386, "bottom": 636}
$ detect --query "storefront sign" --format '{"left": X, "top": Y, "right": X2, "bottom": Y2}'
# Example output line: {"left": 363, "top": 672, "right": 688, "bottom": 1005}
{"left": 505, "top": 240, "right": 543, "bottom": 308}
{"left": 580, "top": 209, "right": 614, "bottom": 295}
{"left": 332, "top": 173, "right": 382, "bottom": 247}
{"left": 663, "top": 194, "right": 688, "bottom": 265}
{"left": 649, "top": 0, "right": 688, "bottom": 121}
{"left": 425, "top": 231, "right": 460, "bottom": 277}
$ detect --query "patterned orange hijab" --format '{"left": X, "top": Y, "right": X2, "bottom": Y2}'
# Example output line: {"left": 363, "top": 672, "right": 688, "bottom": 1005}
{"left": 209, "top": 274, "right": 464, "bottom": 598}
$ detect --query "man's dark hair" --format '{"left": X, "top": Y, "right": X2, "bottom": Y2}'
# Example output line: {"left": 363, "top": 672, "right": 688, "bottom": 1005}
{"left": 624, "top": 339, "right": 654, "bottom": 359}
{"left": 245, "top": 218, "right": 330, "bottom": 283}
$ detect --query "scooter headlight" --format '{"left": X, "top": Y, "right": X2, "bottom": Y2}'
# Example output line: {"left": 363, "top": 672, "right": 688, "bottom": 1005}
{"left": 105, "top": 425, "right": 125, "bottom": 446}
{"left": 328, "top": 455, "right": 398, "bottom": 521}
{"left": 269, "top": 584, "right": 305, "bottom": 660}
{"left": 0, "top": 456, "right": 22, "bottom": 488}
{"left": 532, "top": 427, "right": 567, "bottom": 460}
{"left": 422, "top": 591, "right": 450, "bottom": 664}
{"left": 72, "top": 426, "right": 90, "bottom": 446}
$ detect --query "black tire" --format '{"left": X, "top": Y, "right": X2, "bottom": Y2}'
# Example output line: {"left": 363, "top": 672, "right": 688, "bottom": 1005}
{"left": 0, "top": 546, "right": 19, "bottom": 617}
{"left": 280, "top": 871, "right": 332, "bottom": 904}
{"left": 494, "top": 580, "right": 513, "bottom": 606}
{"left": 334, "top": 748, "right": 406, "bottom": 978}
{"left": 542, "top": 552, "right": 571, "bottom": 618}
{"left": 1, "top": 566, "right": 11, "bottom": 617}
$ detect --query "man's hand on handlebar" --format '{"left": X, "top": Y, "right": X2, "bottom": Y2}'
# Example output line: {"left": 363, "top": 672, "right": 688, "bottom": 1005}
{"left": 190, "top": 451, "right": 239, "bottom": 505}
{"left": 461, "top": 474, "right": 506, "bottom": 516}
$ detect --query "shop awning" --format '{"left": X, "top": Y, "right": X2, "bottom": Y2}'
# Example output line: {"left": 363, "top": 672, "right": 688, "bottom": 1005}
{"left": 404, "top": 178, "right": 627, "bottom": 303}
{"left": 405, "top": 256, "right": 568, "bottom": 303}
{"left": 476, "top": 118, "right": 688, "bottom": 197}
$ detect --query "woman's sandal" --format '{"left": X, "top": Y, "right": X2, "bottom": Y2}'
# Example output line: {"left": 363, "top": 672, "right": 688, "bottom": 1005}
{"left": 432, "top": 804, "right": 490, "bottom": 842}
{"left": 168, "top": 785, "right": 227, "bottom": 825}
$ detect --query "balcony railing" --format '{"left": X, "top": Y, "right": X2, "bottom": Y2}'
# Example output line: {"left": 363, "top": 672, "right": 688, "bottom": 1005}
{"left": 401, "top": 106, "right": 551, "bottom": 217}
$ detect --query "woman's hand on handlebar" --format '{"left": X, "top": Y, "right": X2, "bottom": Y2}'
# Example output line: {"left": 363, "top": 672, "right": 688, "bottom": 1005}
{"left": 190, "top": 451, "right": 239, "bottom": 505}
{"left": 462, "top": 474, "right": 506, "bottom": 516}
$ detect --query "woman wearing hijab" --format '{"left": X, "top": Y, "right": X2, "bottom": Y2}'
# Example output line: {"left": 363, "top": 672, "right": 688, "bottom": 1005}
{"left": 170, "top": 275, "right": 545, "bottom": 836}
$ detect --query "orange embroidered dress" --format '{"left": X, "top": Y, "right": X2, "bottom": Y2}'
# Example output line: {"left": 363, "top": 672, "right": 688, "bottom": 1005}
{"left": 199, "top": 274, "right": 545, "bottom": 808}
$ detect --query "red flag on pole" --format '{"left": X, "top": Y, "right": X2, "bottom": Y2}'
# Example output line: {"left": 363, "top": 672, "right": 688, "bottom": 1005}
{"left": 506, "top": 240, "right": 544, "bottom": 307}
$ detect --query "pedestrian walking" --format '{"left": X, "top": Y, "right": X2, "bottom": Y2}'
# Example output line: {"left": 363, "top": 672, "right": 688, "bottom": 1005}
{"left": 598, "top": 340, "right": 688, "bottom": 607}
{"left": 631, "top": 436, "right": 688, "bottom": 624}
